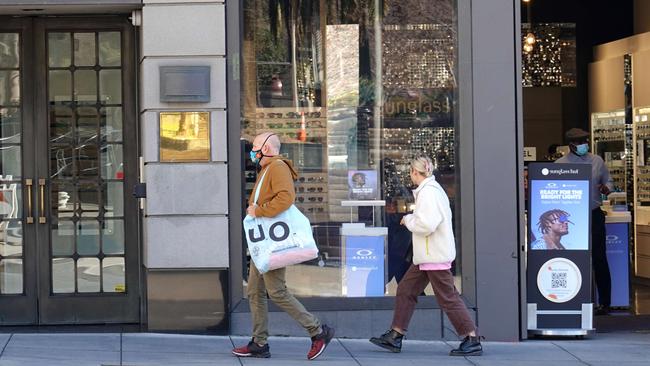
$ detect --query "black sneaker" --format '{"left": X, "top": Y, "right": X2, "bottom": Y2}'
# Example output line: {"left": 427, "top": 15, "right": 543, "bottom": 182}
{"left": 449, "top": 335, "right": 483, "bottom": 356}
{"left": 369, "top": 329, "right": 403, "bottom": 353}
{"left": 232, "top": 339, "right": 271, "bottom": 358}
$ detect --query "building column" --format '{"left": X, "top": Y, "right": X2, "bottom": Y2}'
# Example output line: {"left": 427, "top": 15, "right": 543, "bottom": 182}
{"left": 472, "top": 0, "right": 523, "bottom": 341}
{"left": 139, "top": 0, "right": 229, "bottom": 331}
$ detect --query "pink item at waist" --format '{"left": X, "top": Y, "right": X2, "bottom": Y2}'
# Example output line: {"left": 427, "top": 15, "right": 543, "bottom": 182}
{"left": 419, "top": 262, "right": 452, "bottom": 271}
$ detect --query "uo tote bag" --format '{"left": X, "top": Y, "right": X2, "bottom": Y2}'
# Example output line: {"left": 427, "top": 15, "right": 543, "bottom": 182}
{"left": 243, "top": 163, "right": 319, "bottom": 273}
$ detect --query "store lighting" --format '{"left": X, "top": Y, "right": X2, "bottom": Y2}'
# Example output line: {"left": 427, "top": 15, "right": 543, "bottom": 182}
{"left": 523, "top": 43, "right": 534, "bottom": 53}
{"left": 525, "top": 32, "right": 536, "bottom": 45}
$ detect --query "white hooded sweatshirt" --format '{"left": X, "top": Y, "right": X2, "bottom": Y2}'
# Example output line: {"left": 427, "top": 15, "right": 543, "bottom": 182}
{"left": 402, "top": 176, "right": 456, "bottom": 265}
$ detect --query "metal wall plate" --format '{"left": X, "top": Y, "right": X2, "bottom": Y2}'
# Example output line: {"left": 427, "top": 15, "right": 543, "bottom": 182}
{"left": 159, "top": 66, "right": 211, "bottom": 102}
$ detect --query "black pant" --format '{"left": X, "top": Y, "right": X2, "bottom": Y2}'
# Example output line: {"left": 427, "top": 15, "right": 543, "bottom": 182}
{"left": 592, "top": 208, "right": 611, "bottom": 307}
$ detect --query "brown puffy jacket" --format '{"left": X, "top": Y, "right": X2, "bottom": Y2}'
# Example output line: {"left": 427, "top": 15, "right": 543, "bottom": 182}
{"left": 249, "top": 156, "right": 298, "bottom": 218}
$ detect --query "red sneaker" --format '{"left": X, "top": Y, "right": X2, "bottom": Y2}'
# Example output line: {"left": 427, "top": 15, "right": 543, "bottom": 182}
{"left": 307, "top": 324, "right": 335, "bottom": 360}
{"left": 232, "top": 339, "right": 271, "bottom": 358}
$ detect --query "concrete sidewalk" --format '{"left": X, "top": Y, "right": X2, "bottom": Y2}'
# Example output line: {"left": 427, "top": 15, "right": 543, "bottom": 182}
{"left": 0, "top": 331, "right": 649, "bottom": 366}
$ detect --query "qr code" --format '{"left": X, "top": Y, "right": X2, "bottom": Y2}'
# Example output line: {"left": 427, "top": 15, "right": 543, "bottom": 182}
{"left": 551, "top": 273, "right": 567, "bottom": 288}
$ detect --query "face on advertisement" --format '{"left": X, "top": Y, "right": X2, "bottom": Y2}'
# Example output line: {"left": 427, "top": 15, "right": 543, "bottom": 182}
{"left": 549, "top": 215, "right": 569, "bottom": 236}
{"left": 535, "top": 209, "right": 572, "bottom": 250}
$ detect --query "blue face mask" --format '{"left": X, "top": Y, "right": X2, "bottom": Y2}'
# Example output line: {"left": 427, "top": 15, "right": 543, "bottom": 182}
{"left": 575, "top": 143, "right": 589, "bottom": 156}
{"left": 249, "top": 134, "right": 276, "bottom": 165}
{"left": 249, "top": 149, "right": 262, "bottom": 164}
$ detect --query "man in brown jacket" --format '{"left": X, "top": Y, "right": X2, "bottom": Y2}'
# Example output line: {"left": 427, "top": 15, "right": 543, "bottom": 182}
{"left": 232, "top": 132, "right": 335, "bottom": 360}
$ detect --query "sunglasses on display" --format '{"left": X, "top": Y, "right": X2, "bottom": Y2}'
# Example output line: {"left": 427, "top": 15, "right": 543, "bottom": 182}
{"left": 253, "top": 111, "right": 322, "bottom": 119}
{"left": 297, "top": 187, "right": 324, "bottom": 193}
{"left": 299, "top": 176, "right": 324, "bottom": 183}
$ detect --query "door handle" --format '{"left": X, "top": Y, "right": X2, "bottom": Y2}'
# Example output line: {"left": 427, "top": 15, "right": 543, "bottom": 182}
{"left": 25, "top": 179, "right": 34, "bottom": 224}
{"left": 38, "top": 179, "right": 46, "bottom": 224}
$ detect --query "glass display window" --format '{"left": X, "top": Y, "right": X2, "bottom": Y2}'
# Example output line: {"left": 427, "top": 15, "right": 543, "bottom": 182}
{"left": 241, "top": 0, "right": 461, "bottom": 297}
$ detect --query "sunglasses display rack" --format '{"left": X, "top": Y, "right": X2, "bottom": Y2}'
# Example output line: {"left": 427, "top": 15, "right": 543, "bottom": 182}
{"left": 379, "top": 127, "right": 456, "bottom": 202}
{"left": 295, "top": 172, "right": 329, "bottom": 221}
{"left": 591, "top": 111, "right": 627, "bottom": 195}
{"left": 635, "top": 108, "right": 650, "bottom": 205}
{"left": 243, "top": 108, "right": 328, "bottom": 142}
{"left": 243, "top": 109, "right": 458, "bottom": 223}
{"left": 244, "top": 107, "right": 330, "bottom": 221}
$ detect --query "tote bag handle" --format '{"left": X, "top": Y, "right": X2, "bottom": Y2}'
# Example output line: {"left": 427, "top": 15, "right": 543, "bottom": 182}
{"left": 253, "top": 167, "right": 270, "bottom": 205}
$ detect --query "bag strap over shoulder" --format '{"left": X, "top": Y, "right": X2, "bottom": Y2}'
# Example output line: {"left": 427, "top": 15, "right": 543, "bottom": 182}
{"left": 253, "top": 168, "right": 269, "bottom": 205}
{"left": 253, "top": 160, "right": 289, "bottom": 205}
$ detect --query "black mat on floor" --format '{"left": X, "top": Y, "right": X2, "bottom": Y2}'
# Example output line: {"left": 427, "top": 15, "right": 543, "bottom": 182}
{"left": 595, "top": 314, "right": 650, "bottom": 332}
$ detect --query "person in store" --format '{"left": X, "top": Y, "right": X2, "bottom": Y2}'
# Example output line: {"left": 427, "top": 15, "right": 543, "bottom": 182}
{"left": 369, "top": 156, "right": 482, "bottom": 357}
{"left": 544, "top": 143, "right": 565, "bottom": 161}
{"left": 555, "top": 127, "right": 613, "bottom": 315}
{"left": 531, "top": 209, "right": 572, "bottom": 250}
{"left": 232, "top": 132, "right": 335, "bottom": 360}
{"left": 382, "top": 158, "right": 415, "bottom": 285}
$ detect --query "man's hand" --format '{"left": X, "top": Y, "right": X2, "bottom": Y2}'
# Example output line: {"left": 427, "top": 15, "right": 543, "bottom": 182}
{"left": 598, "top": 184, "right": 611, "bottom": 196}
{"left": 400, "top": 216, "right": 406, "bottom": 226}
{"left": 247, "top": 205, "right": 257, "bottom": 217}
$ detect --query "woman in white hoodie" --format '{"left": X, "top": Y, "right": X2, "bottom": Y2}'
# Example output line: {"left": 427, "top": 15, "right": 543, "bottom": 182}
{"left": 369, "top": 156, "right": 482, "bottom": 356}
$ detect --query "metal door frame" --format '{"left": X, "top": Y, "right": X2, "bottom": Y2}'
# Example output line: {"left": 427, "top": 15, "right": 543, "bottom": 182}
{"left": 0, "top": 16, "right": 139, "bottom": 325}
{"left": 0, "top": 17, "right": 37, "bottom": 325}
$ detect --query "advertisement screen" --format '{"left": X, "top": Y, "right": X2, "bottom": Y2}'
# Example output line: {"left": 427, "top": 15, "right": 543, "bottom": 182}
{"left": 348, "top": 170, "right": 379, "bottom": 200}
{"left": 529, "top": 179, "right": 590, "bottom": 250}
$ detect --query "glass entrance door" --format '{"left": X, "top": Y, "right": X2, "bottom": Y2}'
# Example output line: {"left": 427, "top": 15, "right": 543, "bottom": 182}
{"left": 0, "top": 20, "right": 37, "bottom": 324}
{"left": 0, "top": 17, "right": 139, "bottom": 325}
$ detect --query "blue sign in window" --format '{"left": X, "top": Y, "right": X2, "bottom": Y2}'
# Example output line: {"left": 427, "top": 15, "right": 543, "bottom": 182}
{"left": 344, "top": 236, "right": 385, "bottom": 297}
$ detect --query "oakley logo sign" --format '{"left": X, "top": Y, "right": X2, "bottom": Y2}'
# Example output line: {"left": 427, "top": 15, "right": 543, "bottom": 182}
{"left": 248, "top": 222, "right": 290, "bottom": 243}
{"left": 356, "top": 249, "right": 373, "bottom": 256}
{"left": 352, "top": 248, "right": 377, "bottom": 260}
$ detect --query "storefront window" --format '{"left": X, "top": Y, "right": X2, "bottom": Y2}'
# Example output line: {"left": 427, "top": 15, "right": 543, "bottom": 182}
{"left": 241, "top": 0, "right": 460, "bottom": 297}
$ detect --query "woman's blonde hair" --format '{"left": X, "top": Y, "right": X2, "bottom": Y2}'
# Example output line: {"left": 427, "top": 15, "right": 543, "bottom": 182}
{"left": 410, "top": 155, "right": 434, "bottom": 177}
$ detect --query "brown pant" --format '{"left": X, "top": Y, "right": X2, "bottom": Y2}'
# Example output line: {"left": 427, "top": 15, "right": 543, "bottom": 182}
{"left": 248, "top": 262, "right": 321, "bottom": 344}
{"left": 392, "top": 264, "right": 476, "bottom": 337}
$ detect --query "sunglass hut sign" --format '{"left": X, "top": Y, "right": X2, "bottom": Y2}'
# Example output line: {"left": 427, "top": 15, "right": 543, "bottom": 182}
{"left": 541, "top": 168, "right": 579, "bottom": 176}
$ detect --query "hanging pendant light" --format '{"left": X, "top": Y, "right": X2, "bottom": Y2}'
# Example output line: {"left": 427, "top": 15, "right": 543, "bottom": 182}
{"left": 525, "top": 32, "right": 536, "bottom": 45}
{"left": 524, "top": 43, "right": 534, "bottom": 53}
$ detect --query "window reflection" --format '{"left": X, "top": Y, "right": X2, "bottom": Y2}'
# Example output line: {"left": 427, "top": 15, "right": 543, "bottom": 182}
{"left": 46, "top": 31, "right": 127, "bottom": 295}
{"left": 0, "top": 33, "right": 19, "bottom": 68}
{"left": 159, "top": 112, "right": 211, "bottom": 162}
{"left": 242, "top": 0, "right": 460, "bottom": 298}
